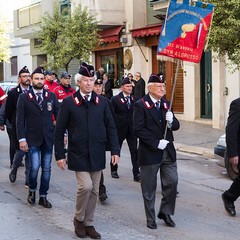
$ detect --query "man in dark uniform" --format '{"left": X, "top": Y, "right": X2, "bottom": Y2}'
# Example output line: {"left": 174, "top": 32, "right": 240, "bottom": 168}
{"left": 133, "top": 72, "right": 145, "bottom": 100}
{"left": 16, "top": 66, "right": 59, "bottom": 208}
{"left": 93, "top": 78, "right": 117, "bottom": 202}
{"left": 111, "top": 77, "right": 141, "bottom": 182}
{"left": 54, "top": 62, "right": 120, "bottom": 239}
{"left": 133, "top": 73, "right": 180, "bottom": 229}
{"left": 222, "top": 97, "right": 240, "bottom": 216}
{"left": 7, "top": 66, "right": 31, "bottom": 186}
{"left": 102, "top": 73, "right": 113, "bottom": 100}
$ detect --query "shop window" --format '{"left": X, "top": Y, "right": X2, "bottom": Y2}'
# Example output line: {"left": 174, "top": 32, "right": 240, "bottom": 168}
{"left": 60, "top": 0, "right": 71, "bottom": 16}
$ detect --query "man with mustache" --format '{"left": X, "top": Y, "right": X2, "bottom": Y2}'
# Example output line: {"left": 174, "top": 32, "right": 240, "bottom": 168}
{"left": 7, "top": 66, "right": 32, "bottom": 186}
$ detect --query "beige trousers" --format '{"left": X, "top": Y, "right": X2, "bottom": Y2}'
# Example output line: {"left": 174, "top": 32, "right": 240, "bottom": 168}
{"left": 75, "top": 171, "right": 101, "bottom": 226}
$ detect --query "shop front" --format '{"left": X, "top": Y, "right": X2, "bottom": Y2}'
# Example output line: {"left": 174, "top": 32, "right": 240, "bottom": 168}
{"left": 131, "top": 24, "right": 184, "bottom": 113}
{"left": 94, "top": 26, "right": 124, "bottom": 88}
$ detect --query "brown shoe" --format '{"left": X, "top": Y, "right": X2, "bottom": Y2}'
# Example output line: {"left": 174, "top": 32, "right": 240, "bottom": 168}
{"left": 85, "top": 226, "right": 101, "bottom": 239}
{"left": 73, "top": 217, "right": 86, "bottom": 238}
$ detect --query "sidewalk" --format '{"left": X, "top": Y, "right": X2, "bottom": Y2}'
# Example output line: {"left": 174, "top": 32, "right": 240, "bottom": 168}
{"left": 174, "top": 120, "right": 225, "bottom": 158}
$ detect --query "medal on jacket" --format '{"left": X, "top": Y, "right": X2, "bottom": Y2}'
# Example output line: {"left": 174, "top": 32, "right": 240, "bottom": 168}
{"left": 47, "top": 102, "right": 52, "bottom": 111}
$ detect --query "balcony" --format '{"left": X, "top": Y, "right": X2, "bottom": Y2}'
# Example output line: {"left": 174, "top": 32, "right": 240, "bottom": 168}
{"left": 14, "top": 2, "right": 43, "bottom": 39}
{"left": 71, "top": 0, "right": 125, "bottom": 28}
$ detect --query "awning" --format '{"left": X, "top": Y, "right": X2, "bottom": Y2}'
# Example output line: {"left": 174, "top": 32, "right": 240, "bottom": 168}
{"left": 131, "top": 24, "right": 162, "bottom": 38}
{"left": 98, "top": 26, "right": 124, "bottom": 44}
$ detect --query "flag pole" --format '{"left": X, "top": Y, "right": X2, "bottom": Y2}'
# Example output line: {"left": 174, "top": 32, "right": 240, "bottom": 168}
{"left": 164, "top": 58, "right": 180, "bottom": 139}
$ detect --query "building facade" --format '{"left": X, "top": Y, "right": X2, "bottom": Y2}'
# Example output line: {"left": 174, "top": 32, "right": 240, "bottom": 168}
{"left": 12, "top": 0, "right": 240, "bottom": 129}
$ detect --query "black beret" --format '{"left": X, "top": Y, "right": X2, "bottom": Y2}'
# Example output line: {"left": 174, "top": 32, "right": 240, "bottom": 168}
{"left": 148, "top": 73, "right": 165, "bottom": 83}
{"left": 19, "top": 66, "right": 30, "bottom": 76}
{"left": 121, "top": 77, "right": 132, "bottom": 86}
{"left": 78, "top": 62, "right": 95, "bottom": 77}
{"left": 95, "top": 79, "right": 103, "bottom": 85}
{"left": 32, "top": 66, "right": 44, "bottom": 75}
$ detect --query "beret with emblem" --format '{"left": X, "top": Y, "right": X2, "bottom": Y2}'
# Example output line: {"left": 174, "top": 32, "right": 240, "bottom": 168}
{"left": 78, "top": 62, "right": 95, "bottom": 77}
{"left": 121, "top": 77, "right": 132, "bottom": 86}
{"left": 32, "top": 66, "right": 44, "bottom": 75}
{"left": 148, "top": 73, "right": 165, "bottom": 83}
{"left": 19, "top": 66, "right": 30, "bottom": 76}
{"left": 95, "top": 79, "right": 103, "bottom": 85}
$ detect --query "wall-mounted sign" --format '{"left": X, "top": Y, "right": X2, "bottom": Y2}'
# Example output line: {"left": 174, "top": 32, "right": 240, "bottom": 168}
{"left": 124, "top": 49, "right": 133, "bottom": 70}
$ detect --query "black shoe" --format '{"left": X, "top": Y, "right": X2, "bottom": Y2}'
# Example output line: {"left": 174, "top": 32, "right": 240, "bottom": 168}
{"left": 157, "top": 213, "right": 175, "bottom": 227}
{"left": 27, "top": 191, "right": 36, "bottom": 204}
{"left": 222, "top": 192, "right": 236, "bottom": 216}
{"left": 147, "top": 220, "right": 157, "bottom": 229}
{"left": 111, "top": 171, "right": 119, "bottom": 179}
{"left": 134, "top": 173, "right": 141, "bottom": 182}
{"left": 9, "top": 168, "right": 17, "bottom": 183}
{"left": 39, "top": 197, "right": 52, "bottom": 208}
{"left": 99, "top": 192, "right": 108, "bottom": 202}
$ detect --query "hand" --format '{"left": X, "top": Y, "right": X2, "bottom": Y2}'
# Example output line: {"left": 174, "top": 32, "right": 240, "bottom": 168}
{"left": 111, "top": 155, "right": 120, "bottom": 165}
{"left": 229, "top": 156, "right": 239, "bottom": 166}
{"left": 166, "top": 111, "right": 173, "bottom": 124}
{"left": 57, "top": 159, "right": 67, "bottom": 170}
{"left": 158, "top": 139, "right": 169, "bottom": 150}
{"left": 19, "top": 141, "right": 29, "bottom": 152}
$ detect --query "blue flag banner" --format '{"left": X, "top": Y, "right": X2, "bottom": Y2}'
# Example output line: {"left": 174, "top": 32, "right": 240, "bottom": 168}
{"left": 157, "top": 0, "right": 214, "bottom": 63}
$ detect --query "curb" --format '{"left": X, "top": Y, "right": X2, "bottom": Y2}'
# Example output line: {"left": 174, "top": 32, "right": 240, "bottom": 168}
{"left": 175, "top": 143, "right": 215, "bottom": 159}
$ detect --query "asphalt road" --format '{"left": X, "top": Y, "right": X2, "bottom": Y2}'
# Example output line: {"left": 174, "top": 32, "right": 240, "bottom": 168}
{"left": 0, "top": 130, "right": 238, "bottom": 240}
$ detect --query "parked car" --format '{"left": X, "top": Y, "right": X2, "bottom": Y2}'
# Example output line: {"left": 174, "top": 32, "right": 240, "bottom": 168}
{"left": 214, "top": 134, "right": 239, "bottom": 180}
{"left": 0, "top": 82, "right": 17, "bottom": 95}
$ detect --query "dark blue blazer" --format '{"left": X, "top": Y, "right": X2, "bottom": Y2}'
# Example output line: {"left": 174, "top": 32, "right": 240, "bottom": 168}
{"left": 54, "top": 90, "right": 120, "bottom": 172}
{"left": 16, "top": 89, "right": 59, "bottom": 147}
{"left": 133, "top": 93, "right": 180, "bottom": 166}
{"left": 6, "top": 84, "right": 32, "bottom": 148}
{"left": 111, "top": 92, "right": 136, "bottom": 142}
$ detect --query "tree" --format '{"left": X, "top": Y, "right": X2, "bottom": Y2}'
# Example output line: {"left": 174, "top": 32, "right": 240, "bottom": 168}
{"left": 207, "top": 0, "right": 240, "bottom": 71}
{"left": 0, "top": 19, "right": 12, "bottom": 62}
{"left": 38, "top": 3, "right": 99, "bottom": 71}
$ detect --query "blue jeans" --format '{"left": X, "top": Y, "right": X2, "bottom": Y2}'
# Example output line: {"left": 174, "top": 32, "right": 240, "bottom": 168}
{"left": 12, "top": 149, "right": 30, "bottom": 184}
{"left": 28, "top": 144, "right": 53, "bottom": 196}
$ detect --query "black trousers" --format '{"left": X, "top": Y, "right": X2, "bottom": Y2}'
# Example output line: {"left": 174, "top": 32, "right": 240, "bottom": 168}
{"left": 225, "top": 164, "right": 240, "bottom": 201}
{"left": 140, "top": 151, "right": 178, "bottom": 223}
{"left": 110, "top": 133, "right": 140, "bottom": 177}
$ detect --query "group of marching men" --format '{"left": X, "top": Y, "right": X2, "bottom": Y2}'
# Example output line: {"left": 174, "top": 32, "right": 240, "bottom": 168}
{"left": 0, "top": 62, "right": 181, "bottom": 239}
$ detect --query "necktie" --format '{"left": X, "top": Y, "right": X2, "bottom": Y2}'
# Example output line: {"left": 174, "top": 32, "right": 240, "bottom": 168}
{"left": 155, "top": 101, "right": 162, "bottom": 122}
{"left": 84, "top": 95, "right": 89, "bottom": 102}
{"left": 155, "top": 101, "right": 160, "bottom": 110}
{"left": 126, "top": 96, "right": 131, "bottom": 109}
{"left": 36, "top": 92, "right": 43, "bottom": 109}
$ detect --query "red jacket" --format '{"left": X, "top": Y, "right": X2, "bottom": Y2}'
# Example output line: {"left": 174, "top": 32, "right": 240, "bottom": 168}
{"left": 44, "top": 80, "right": 59, "bottom": 92}
{"left": 0, "top": 86, "right": 6, "bottom": 106}
{"left": 53, "top": 84, "right": 76, "bottom": 102}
